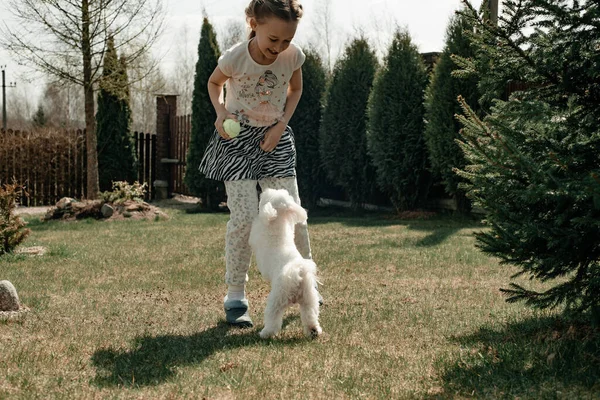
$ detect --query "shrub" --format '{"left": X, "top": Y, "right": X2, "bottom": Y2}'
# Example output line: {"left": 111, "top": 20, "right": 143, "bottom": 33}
{"left": 456, "top": 0, "right": 600, "bottom": 320}
{"left": 423, "top": 10, "right": 479, "bottom": 213}
{"left": 185, "top": 17, "right": 224, "bottom": 210}
{"left": 319, "top": 37, "right": 379, "bottom": 210}
{"left": 96, "top": 36, "right": 137, "bottom": 192}
{"left": 367, "top": 29, "right": 430, "bottom": 211}
{"left": 290, "top": 49, "right": 328, "bottom": 210}
{"left": 0, "top": 182, "right": 30, "bottom": 255}
{"left": 101, "top": 181, "right": 147, "bottom": 204}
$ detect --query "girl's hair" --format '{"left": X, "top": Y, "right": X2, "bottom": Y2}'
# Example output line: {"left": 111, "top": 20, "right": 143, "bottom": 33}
{"left": 245, "top": 0, "right": 303, "bottom": 39}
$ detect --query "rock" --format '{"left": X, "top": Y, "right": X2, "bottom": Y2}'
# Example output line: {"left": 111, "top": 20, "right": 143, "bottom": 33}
{"left": 44, "top": 209, "right": 57, "bottom": 220}
{"left": 101, "top": 203, "right": 114, "bottom": 218}
{"left": 124, "top": 201, "right": 146, "bottom": 212}
{"left": 15, "top": 246, "right": 47, "bottom": 256}
{"left": 0, "top": 280, "right": 20, "bottom": 311}
{"left": 123, "top": 211, "right": 132, "bottom": 218}
{"left": 56, "top": 197, "right": 76, "bottom": 210}
{"left": 72, "top": 200, "right": 103, "bottom": 219}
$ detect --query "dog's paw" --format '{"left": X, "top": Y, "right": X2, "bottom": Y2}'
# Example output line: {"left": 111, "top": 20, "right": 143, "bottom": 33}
{"left": 304, "top": 325, "right": 322, "bottom": 338}
{"left": 259, "top": 328, "right": 277, "bottom": 339}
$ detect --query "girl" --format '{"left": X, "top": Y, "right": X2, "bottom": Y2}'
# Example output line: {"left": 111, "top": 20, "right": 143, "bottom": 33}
{"left": 199, "top": 0, "right": 314, "bottom": 327}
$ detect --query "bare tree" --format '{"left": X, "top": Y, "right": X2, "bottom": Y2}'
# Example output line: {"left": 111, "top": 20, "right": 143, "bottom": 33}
{"left": 5, "top": 84, "right": 35, "bottom": 130}
{"left": 310, "top": 0, "right": 335, "bottom": 73}
{"left": 41, "top": 79, "right": 85, "bottom": 128}
{"left": 1, "top": 0, "right": 164, "bottom": 199}
{"left": 365, "top": 12, "right": 398, "bottom": 62}
{"left": 170, "top": 24, "right": 197, "bottom": 116}
{"left": 219, "top": 18, "right": 246, "bottom": 52}
{"left": 129, "top": 53, "right": 168, "bottom": 133}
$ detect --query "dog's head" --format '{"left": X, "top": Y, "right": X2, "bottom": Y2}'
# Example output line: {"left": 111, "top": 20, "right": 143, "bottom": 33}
{"left": 258, "top": 188, "right": 307, "bottom": 225}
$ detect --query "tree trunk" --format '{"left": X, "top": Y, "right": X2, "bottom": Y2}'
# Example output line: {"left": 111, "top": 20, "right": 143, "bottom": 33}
{"left": 489, "top": 0, "right": 499, "bottom": 25}
{"left": 454, "top": 191, "right": 472, "bottom": 215}
{"left": 82, "top": 0, "right": 99, "bottom": 199}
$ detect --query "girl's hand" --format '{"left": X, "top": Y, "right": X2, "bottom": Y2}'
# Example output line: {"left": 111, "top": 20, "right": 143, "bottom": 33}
{"left": 215, "top": 110, "right": 238, "bottom": 140}
{"left": 260, "top": 122, "right": 286, "bottom": 152}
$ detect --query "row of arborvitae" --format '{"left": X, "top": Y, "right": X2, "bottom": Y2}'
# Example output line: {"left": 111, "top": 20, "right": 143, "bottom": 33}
{"left": 0, "top": 182, "right": 30, "bottom": 255}
{"left": 306, "top": 14, "right": 478, "bottom": 213}
{"left": 184, "top": 14, "right": 477, "bottom": 212}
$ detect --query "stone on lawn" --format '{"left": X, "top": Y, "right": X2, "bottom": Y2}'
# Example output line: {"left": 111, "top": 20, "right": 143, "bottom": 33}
{"left": 101, "top": 203, "right": 114, "bottom": 218}
{"left": 0, "top": 280, "right": 20, "bottom": 311}
{"left": 124, "top": 201, "right": 146, "bottom": 212}
{"left": 56, "top": 197, "right": 76, "bottom": 210}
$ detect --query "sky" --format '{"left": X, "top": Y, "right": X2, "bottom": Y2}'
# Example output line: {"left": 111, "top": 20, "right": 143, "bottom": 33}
{"left": 0, "top": 0, "right": 484, "bottom": 107}
{"left": 161, "top": 0, "right": 485, "bottom": 69}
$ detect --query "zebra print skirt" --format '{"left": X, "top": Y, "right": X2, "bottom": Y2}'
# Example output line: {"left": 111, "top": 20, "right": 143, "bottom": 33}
{"left": 198, "top": 124, "right": 297, "bottom": 182}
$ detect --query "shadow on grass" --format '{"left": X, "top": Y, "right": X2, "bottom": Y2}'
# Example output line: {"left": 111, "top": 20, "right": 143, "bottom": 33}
{"left": 410, "top": 218, "right": 482, "bottom": 248}
{"left": 91, "top": 318, "right": 305, "bottom": 388}
{"left": 309, "top": 207, "right": 483, "bottom": 247}
{"left": 415, "top": 230, "right": 459, "bottom": 247}
{"left": 434, "top": 316, "right": 600, "bottom": 398}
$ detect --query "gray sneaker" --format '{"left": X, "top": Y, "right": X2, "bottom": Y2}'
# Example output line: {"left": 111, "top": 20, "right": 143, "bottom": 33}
{"left": 224, "top": 298, "right": 253, "bottom": 328}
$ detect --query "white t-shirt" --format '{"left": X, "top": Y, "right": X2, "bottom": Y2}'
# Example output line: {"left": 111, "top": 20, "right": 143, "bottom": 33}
{"left": 218, "top": 39, "right": 306, "bottom": 127}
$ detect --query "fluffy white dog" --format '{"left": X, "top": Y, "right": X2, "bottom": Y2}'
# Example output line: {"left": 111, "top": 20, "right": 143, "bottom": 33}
{"left": 249, "top": 188, "right": 322, "bottom": 339}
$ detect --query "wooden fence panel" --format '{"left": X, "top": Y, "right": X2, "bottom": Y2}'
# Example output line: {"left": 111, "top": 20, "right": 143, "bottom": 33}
{"left": 169, "top": 114, "right": 191, "bottom": 196}
{"left": 0, "top": 128, "right": 162, "bottom": 205}
{"left": 0, "top": 128, "right": 88, "bottom": 206}
{"left": 133, "top": 131, "right": 157, "bottom": 201}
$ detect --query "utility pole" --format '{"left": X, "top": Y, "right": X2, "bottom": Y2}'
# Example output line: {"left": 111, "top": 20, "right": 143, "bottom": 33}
{"left": 1, "top": 66, "right": 17, "bottom": 131}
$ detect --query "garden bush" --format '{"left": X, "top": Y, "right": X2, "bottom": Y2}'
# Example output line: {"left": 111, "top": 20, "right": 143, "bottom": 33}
{"left": 319, "top": 37, "right": 379, "bottom": 210}
{"left": 368, "top": 29, "right": 430, "bottom": 211}
{"left": 456, "top": 0, "right": 600, "bottom": 320}
{"left": 0, "top": 182, "right": 30, "bottom": 255}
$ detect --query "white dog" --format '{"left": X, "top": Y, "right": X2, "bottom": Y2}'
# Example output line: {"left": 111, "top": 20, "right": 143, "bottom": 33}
{"left": 249, "top": 188, "right": 322, "bottom": 339}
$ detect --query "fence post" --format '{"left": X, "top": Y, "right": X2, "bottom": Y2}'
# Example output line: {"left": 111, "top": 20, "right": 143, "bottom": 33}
{"left": 154, "top": 94, "right": 178, "bottom": 200}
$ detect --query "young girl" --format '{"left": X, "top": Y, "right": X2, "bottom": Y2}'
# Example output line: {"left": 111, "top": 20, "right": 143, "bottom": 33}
{"left": 199, "top": 0, "right": 313, "bottom": 328}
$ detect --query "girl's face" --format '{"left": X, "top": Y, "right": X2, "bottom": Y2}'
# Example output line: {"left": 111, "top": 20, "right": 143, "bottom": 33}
{"left": 250, "top": 17, "right": 298, "bottom": 63}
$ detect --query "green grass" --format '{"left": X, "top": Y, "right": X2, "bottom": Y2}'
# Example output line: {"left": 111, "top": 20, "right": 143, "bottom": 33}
{"left": 1, "top": 208, "right": 598, "bottom": 399}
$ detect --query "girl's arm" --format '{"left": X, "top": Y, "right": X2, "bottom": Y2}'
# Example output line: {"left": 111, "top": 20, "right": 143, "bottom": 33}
{"left": 208, "top": 66, "right": 237, "bottom": 139}
{"left": 280, "top": 67, "right": 303, "bottom": 125}
{"left": 260, "top": 67, "right": 303, "bottom": 152}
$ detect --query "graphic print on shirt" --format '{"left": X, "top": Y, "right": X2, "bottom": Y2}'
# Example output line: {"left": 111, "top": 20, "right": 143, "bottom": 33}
{"left": 238, "top": 70, "right": 283, "bottom": 125}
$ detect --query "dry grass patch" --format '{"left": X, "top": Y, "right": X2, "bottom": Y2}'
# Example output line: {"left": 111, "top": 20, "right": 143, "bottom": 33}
{"left": 0, "top": 210, "right": 598, "bottom": 399}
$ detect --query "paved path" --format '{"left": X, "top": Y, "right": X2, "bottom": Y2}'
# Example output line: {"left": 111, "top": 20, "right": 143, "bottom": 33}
{"left": 14, "top": 206, "right": 51, "bottom": 216}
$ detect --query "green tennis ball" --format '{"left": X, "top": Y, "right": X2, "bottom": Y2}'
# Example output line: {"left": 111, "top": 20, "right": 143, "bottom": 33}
{"left": 223, "top": 119, "right": 241, "bottom": 138}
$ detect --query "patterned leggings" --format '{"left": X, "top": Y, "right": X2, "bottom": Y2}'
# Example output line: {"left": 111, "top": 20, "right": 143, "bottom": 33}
{"left": 224, "top": 177, "right": 312, "bottom": 286}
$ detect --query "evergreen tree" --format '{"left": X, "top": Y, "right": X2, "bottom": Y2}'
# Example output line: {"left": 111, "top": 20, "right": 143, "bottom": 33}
{"left": 290, "top": 49, "right": 327, "bottom": 210}
{"left": 96, "top": 36, "right": 136, "bottom": 192}
{"left": 185, "top": 17, "right": 223, "bottom": 210}
{"left": 367, "top": 29, "right": 430, "bottom": 211}
{"left": 456, "top": 0, "right": 600, "bottom": 319}
{"left": 423, "top": 11, "right": 479, "bottom": 213}
{"left": 119, "top": 54, "right": 132, "bottom": 132}
{"left": 319, "top": 37, "right": 378, "bottom": 210}
{"left": 32, "top": 105, "right": 47, "bottom": 128}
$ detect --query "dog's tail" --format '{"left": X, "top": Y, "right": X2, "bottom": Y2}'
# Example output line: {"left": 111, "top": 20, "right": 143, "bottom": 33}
{"left": 281, "top": 259, "right": 319, "bottom": 302}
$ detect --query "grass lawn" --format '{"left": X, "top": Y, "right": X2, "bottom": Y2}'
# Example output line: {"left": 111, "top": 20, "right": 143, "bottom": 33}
{"left": 1, "top": 206, "right": 599, "bottom": 399}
